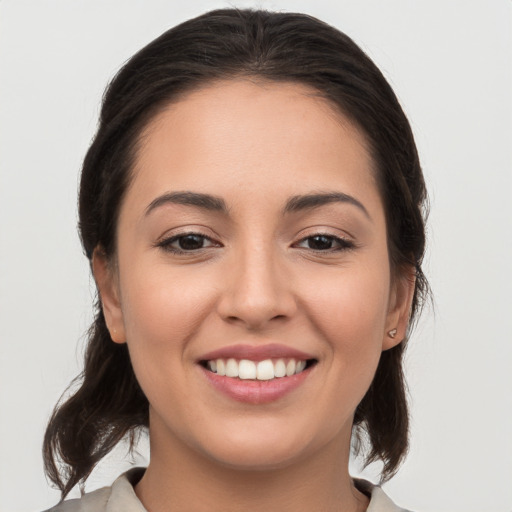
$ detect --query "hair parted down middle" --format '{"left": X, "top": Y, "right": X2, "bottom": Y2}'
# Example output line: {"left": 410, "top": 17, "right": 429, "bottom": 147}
{"left": 43, "top": 8, "right": 428, "bottom": 499}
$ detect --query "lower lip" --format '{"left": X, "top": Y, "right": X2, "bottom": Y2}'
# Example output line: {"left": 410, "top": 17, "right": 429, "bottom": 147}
{"left": 201, "top": 366, "right": 313, "bottom": 404}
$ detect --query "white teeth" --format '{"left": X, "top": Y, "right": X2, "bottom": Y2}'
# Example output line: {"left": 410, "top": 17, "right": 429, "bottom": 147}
{"left": 239, "top": 359, "right": 257, "bottom": 379}
{"left": 208, "top": 357, "right": 310, "bottom": 380}
{"left": 225, "top": 358, "right": 239, "bottom": 378}
{"left": 274, "top": 359, "right": 286, "bottom": 378}
{"left": 286, "top": 359, "right": 296, "bottom": 376}
{"left": 295, "top": 360, "right": 306, "bottom": 374}
{"left": 256, "top": 360, "right": 274, "bottom": 380}
{"left": 216, "top": 359, "right": 226, "bottom": 376}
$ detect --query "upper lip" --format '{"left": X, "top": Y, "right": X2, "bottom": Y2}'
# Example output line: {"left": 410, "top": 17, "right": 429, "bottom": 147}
{"left": 198, "top": 343, "right": 316, "bottom": 362}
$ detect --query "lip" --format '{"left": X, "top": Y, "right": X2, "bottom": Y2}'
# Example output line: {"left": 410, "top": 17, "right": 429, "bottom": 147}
{"left": 198, "top": 343, "right": 315, "bottom": 362}
{"left": 198, "top": 344, "right": 317, "bottom": 404}
{"left": 200, "top": 364, "right": 315, "bottom": 404}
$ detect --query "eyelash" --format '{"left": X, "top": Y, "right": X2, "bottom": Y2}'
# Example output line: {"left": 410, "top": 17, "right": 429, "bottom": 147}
{"left": 156, "top": 232, "right": 354, "bottom": 255}
{"left": 156, "top": 232, "right": 220, "bottom": 254}
{"left": 294, "top": 233, "right": 355, "bottom": 252}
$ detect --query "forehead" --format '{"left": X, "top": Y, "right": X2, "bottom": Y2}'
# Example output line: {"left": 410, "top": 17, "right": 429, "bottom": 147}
{"left": 139, "top": 79, "right": 370, "bottom": 159}
{"left": 129, "top": 79, "right": 381, "bottom": 216}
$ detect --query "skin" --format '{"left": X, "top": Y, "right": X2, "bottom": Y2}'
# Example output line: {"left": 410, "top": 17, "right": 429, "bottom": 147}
{"left": 94, "top": 80, "right": 414, "bottom": 512}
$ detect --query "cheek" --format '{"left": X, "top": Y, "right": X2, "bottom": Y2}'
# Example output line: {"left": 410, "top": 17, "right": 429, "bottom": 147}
{"left": 118, "top": 264, "right": 218, "bottom": 385}
{"left": 117, "top": 272, "right": 214, "bottom": 423}
{"left": 299, "top": 266, "right": 390, "bottom": 425}
{"left": 298, "top": 259, "right": 390, "bottom": 364}
{"left": 121, "top": 261, "right": 215, "bottom": 339}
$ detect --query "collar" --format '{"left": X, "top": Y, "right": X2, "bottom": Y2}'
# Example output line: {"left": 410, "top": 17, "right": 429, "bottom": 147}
{"left": 107, "top": 469, "right": 410, "bottom": 512}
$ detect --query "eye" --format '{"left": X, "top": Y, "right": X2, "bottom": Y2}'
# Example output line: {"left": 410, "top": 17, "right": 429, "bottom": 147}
{"left": 295, "top": 234, "right": 353, "bottom": 251}
{"left": 157, "top": 233, "right": 219, "bottom": 253}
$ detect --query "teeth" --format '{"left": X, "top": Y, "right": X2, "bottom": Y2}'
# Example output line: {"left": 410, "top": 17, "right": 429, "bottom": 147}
{"left": 295, "top": 360, "right": 306, "bottom": 374}
{"left": 274, "top": 359, "right": 286, "bottom": 378}
{"left": 225, "top": 358, "right": 239, "bottom": 378}
{"left": 256, "top": 360, "right": 274, "bottom": 380}
{"left": 239, "top": 359, "right": 257, "bottom": 379}
{"left": 216, "top": 359, "right": 226, "bottom": 376}
{"left": 206, "top": 357, "right": 310, "bottom": 380}
{"left": 286, "top": 359, "right": 296, "bottom": 376}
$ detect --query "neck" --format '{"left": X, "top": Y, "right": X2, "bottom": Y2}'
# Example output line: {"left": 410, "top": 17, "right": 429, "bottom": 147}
{"left": 135, "top": 419, "right": 369, "bottom": 512}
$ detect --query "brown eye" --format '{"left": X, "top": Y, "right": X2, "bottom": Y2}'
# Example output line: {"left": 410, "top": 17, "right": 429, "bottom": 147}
{"left": 158, "top": 233, "right": 219, "bottom": 253}
{"left": 176, "top": 234, "right": 207, "bottom": 250}
{"left": 306, "top": 235, "right": 336, "bottom": 250}
{"left": 295, "top": 234, "right": 354, "bottom": 251}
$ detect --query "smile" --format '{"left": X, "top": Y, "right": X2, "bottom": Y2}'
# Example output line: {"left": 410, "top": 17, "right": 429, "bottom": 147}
{"left": 198, "top": 344, "right": 318, "bottom": 404}
{"left": 203, "top": 357, "right": 313, "bottom": 381}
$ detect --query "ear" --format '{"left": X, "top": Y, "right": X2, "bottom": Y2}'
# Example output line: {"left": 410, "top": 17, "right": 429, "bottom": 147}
{"left": 92, "top": 248, "right": 126, "bottom": 344}
{"left": 382, "top": 266, "right": 416, "bottom": 350}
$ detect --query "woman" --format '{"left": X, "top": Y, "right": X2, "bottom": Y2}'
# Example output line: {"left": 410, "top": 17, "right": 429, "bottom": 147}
{"left": 44, "top": 8, "right": 428, "bottom": 512}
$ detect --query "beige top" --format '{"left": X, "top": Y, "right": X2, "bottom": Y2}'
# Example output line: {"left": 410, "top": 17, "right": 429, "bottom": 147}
{"left": 45, "top": 468, "right": 412, "bottom": 512}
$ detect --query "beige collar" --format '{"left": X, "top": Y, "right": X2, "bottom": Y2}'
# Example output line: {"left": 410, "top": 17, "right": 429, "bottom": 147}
{"left": 48, "top": 468, "right": 411, "bottom": 512}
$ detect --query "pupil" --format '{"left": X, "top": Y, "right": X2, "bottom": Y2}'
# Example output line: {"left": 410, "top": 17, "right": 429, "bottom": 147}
{"left": 309, "top": 235, "right": 332, "bottom": 250}
{"left": 179, "top": 235, "right": 204, "bottom": 250}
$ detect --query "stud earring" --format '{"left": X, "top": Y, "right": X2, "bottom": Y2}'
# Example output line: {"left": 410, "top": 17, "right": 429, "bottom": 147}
{"left": 387, "top": 328, "right": 397, "bottom": 338}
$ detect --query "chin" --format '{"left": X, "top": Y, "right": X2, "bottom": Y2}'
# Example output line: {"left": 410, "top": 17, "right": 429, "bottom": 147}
{"left": 190, "top": 418, "right": 339, "bottom": 472}
{"left": 202, "top": 441, "right": 307, "bottom": 472}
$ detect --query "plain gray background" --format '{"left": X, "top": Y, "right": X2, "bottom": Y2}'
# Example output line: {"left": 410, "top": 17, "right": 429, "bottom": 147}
{"left": 1, "top": 1, "right": 511, "bottom": 511}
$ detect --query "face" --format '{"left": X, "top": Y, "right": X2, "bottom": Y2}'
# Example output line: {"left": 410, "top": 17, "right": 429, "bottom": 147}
{"left": 95, "top": 80, "right": 412, "bottom": 471}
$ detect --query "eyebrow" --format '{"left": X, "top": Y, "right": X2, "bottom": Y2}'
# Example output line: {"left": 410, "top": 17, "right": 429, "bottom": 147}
{"left": 144, "top": 190, "right": 369, "bottom": 219}
{"left": 283, "top": 192, "right": 370, "bottom": 219}
{"left": 145, "top": 191, "right": 228, "bottom": 216}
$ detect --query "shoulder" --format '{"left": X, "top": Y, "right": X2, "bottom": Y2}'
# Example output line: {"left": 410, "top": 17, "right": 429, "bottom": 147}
{"left": 43, "top": 486, "right": 111, "bottom": 512}
{"left": 45, "top": 471, "right": 412, "bottom": 512}
{"left": 43, "top": 468, "right": 147, "bottom": 512}
{"left": 356, "top": 479, "right": 414, "bottom": 512}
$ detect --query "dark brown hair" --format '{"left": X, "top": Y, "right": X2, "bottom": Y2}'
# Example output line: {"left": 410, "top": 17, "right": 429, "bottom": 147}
{"left": 43, "top": 8, "right": 428, "bottom": 498}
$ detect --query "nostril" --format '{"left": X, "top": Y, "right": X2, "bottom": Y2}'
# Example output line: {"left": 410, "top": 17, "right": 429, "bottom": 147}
{"left": 216, "top": 273, "right": 297, "bottom": 329}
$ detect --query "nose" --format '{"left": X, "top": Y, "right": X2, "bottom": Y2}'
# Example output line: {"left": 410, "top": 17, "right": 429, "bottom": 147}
{"left": 217, "top": 244, "right": 297, "bottom": 330}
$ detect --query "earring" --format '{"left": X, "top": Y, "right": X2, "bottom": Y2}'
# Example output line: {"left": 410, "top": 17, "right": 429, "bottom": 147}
{"left": 387, "top": 328, "right": 397, "bottom": 338}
